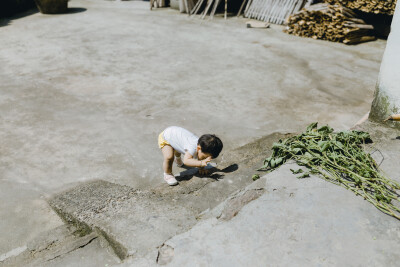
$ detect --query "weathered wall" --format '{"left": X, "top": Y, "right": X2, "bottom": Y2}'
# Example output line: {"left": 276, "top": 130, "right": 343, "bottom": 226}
{"left": 370, "top": 2, "right": 400, "bottom": 125}
{"left": 0, "top": 0, "right": 36, "bottom": 18}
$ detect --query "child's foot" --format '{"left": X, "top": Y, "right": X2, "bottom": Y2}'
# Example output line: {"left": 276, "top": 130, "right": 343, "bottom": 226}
{"left": 164, "top": 173, "right": 178, "bottom": 186}
{"left": 175, "top": 157, "right": 183, "bottom": 167}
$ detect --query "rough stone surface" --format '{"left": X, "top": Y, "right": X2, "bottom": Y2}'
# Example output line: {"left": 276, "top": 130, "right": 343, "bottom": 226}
{"left": 49, "top": 180, "right": 198, "bottom": 260}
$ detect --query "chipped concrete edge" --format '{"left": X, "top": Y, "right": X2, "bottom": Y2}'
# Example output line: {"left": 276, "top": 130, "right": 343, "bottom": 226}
{"left": 154, "top": 176, "right": 268, "bottom": 264}
{"left": 197, "top": 176, "right": 267, "bottom": 221}
{"left": 49, "top": 205, "right": 92, "bottom": 237}
{"left": 48, "top": 201, "right": 128, "bottom": 260}
{"left": 94, "top": 227, "right": 128, "bottom": 260}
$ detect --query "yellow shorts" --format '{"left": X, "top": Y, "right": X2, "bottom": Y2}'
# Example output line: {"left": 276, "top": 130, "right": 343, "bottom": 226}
{"left": 158, "top": 131, "right": 170, "bottom": 149}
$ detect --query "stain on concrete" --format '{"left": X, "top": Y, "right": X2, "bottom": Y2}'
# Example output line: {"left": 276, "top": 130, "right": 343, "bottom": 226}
{"left": 218, "top": 189, "right": 265, "bottom": 221}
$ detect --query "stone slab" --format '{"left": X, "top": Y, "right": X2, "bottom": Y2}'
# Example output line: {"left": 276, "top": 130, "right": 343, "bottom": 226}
{"left": 46, "top": 132, "right": 289, "bottom": 261}
{"left": 162, "top": 164, "right": 400, "bottom": 266}
{"left": 48, "top": 180, "right": 198, "bottom": 260}
{"left": 153, "top": 121, "right": 400, "bottom": 266}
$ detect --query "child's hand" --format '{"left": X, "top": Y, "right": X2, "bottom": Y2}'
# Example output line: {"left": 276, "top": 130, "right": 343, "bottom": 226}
{"left": 198, "top": 168, "right": 210, "bottom": 176}
{"left": 200, "top": 156, "right": 212, "bottom": 167}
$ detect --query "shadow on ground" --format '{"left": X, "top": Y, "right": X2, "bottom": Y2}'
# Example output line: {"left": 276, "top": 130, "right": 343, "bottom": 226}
{"left": 0, "top": 8, "right": 37, "bottom": 27}
{"left": 176, "top": 164, "right": 239, "bottom": 181}
{"left": 0, "top": 7, "right": 87, "bottom": 27}
{"left": 58, "top": 8, "right": 87, "bottom": 15}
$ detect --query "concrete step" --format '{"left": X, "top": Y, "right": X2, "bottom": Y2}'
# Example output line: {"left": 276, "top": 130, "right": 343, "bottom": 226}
{"left": 157, "top": 164, "right": 400, "bottom": 266}
{"left": 158, "top": 121, "right": 400, "bottom": 266}
{"left": 47, "top": 132, "right": 290, "bottom": 262}
{"left": 49, "top": 180, "right": 198, "bottom": 260}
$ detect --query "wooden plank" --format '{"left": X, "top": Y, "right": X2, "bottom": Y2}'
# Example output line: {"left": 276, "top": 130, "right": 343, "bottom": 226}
{"left": 237, "top": 0, "right": 248, "bottom": 17}
{"left": 191, "top": 0, "right": 204, "bottom": 15}
{"left": 201, "top": 0, "right": 214, "bottom": 19}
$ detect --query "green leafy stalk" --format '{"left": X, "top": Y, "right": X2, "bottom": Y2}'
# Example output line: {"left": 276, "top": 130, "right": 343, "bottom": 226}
{"left": 259, "top": 122, "right": 400, "bottom": 220}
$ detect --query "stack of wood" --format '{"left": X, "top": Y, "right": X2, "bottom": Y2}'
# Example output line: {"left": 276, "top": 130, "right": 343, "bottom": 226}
{"left": 323, "top": 0, "right": 397, "bottom": 15}
{"left": 243, "top": 0, "right": 308, "bottom": 24}
{"left": 285, "top": 3, "right": 376, "bottom": 44}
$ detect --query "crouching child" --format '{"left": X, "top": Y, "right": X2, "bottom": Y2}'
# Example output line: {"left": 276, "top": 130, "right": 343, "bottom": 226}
{"left": 158, "top": 126, "right": 223, "bottom": 186}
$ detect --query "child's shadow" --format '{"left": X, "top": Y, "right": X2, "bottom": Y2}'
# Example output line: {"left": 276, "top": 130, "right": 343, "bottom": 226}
{"left": 176, "top": 164, "right": 238, "bottom": 182}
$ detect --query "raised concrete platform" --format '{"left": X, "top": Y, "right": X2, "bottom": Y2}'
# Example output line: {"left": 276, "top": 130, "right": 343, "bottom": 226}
{"left": 153, "top": 121, "right": 400, "bottom": 266}
{"left": 161, "top": 164, "right": 400, "bottom": 266}
{"left": 40, "top": 121, "right": 400, "bottom": 266}
{"left": 49, "top": 180, "right": 197, "bottom": 260}
{"left": 46, "top": 132, "right": 288, "bottom": 261}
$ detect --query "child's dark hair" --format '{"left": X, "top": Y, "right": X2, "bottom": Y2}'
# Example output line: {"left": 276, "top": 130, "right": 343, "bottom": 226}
{"left": 198, "top": 134, "right": 223, "bottom": 158}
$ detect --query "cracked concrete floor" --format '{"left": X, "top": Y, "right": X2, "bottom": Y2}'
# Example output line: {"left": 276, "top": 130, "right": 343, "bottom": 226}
{"left": 0, "top": 0, "right": 387, "bottom": 261}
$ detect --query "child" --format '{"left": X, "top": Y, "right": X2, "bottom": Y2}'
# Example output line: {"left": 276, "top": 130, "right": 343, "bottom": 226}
{"left": 158, "top": 126, "right": 223, "bottom": 186}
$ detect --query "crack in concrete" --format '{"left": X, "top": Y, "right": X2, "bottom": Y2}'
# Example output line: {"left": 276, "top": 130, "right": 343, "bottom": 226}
{"left": 45, "top": 236, "right": 98, "bottom": 263}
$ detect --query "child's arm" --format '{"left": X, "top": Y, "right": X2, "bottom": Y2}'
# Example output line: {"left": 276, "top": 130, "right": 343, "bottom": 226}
{"left": 183, "top": 152, "right": 211, "bottom": 168}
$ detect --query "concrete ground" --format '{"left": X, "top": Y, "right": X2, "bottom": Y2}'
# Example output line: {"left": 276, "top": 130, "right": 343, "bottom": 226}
{"left": 0, "top": 0, "right": 389, "bottom": 264}
{"left": 154, "top": 121, "right": 400, "bottom": 266}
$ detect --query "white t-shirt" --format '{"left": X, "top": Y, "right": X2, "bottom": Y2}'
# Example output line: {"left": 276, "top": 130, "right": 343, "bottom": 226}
{"left": 163, "top": 126, "right": 198, "bottom": 157}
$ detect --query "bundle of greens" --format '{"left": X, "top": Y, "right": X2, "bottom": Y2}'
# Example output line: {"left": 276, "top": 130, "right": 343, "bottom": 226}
{"left": 259, "top": 122, "right": 400, "bottom": 220}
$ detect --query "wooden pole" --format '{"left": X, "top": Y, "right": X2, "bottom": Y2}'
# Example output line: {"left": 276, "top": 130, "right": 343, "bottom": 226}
{"left": 237, "top": 0, "right": 247, "bottom": 17}
{"left": 225, "top": 0, "right": 227, "bottom": 19}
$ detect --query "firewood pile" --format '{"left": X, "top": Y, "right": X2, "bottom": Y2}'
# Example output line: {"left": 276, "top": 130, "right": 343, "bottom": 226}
{"left": 323, "top": 0, "right": 397, "bottom": 15}
{"left": 284, "top": 3, "right": 376, "bottom": 44}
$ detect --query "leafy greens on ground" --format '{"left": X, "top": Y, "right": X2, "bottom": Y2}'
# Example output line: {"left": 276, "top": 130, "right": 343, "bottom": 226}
{"left": 259, "top": 122, "right": 400, "bottom": 220}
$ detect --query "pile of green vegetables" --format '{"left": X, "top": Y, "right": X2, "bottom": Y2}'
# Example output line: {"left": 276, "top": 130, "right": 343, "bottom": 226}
{"left": 259, "top": 122, "right": 400, "bottom": 220}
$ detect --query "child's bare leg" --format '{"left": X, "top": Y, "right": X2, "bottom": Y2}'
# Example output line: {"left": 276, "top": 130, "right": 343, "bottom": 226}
{"left": 162, "top": 145, "right": 174, "bottom": 174}
{"left": 174, "top": 151, "right": 183, "bottom": 166}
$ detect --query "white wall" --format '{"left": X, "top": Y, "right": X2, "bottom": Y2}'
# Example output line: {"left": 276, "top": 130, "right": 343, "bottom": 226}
{"left": 370, "top": 2, "right": 400, "bottom": 124}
